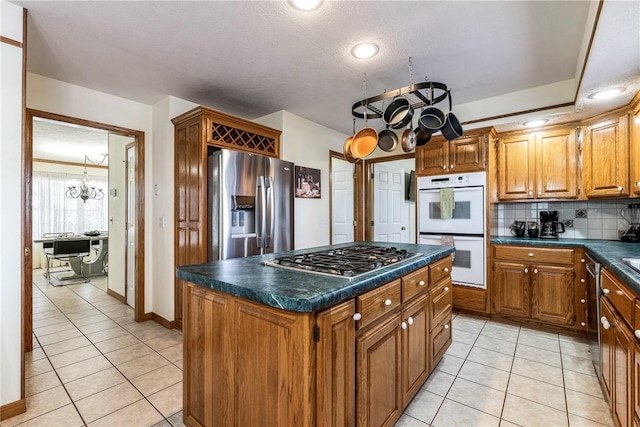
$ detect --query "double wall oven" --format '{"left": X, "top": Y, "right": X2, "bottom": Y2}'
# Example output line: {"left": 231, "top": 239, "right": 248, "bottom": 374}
{"left": 418, "top": 172, "right": 486, "bottom": 289}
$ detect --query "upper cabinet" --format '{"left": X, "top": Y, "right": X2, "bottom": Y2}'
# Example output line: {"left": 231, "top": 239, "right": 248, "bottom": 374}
{"left": 582, "top": 113, "right": 629, "bottom": 198}
{"left": 415, "top": 127, "right": 493, "bottom": 176}
{"left": 497, "top": 127, "right": 578, "bottom": 201}
{"left": 630, "top": 102, "right": 640, "bottom": 196}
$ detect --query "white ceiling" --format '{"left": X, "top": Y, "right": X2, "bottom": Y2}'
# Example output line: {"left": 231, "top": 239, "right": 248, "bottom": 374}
{"left": 14, "top": 0, "right": 640, "bottom": 138}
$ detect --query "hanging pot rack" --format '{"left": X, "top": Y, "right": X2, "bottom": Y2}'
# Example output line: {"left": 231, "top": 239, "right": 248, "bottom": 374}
{"left": 351, "top": 81, "right": 449, "bottom": 120}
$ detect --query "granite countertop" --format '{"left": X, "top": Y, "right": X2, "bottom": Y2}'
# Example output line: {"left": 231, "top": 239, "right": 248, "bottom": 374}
{"left": 176, "top": 242, "right": 455, "bottom": 313}
{"left": 491, "top": 237, "right": 640, "bottom": 295}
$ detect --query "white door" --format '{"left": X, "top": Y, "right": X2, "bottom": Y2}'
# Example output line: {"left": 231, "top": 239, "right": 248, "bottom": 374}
{"left": 331, "top": 157, "right": 354, "bottom": 244}
{"left": 373, "top": 163, "right": 405, "bottom": 242}
{"left": 126, "top": 145, "right": 136, "bottom": 307}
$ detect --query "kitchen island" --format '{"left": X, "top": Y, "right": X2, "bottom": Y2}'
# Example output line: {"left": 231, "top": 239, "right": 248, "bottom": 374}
{"left": 176, "top": 242, "right": 454, "bottom": 427}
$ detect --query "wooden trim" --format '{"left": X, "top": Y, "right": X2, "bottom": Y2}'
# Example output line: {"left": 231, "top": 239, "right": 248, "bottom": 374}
{"left": 20, "top": 9, "right": 29, "bottom": 407}
{"left": 33, "top": 158, "right": 109, "bottom": 170}
{"left": 106, "top": 288, "right": 126, "bottom": 303}
{"left": 574, "top": 0, "right": 605, "bottom": 102}
{"left": 0, "top": 399, "right": 26, "bottom": 420}
{"left": 364, "top": 152, "right": 414, "bottom": 165}
{"left": 27, "top": 109, "right": 143, "bottom": 137}
{"left": 0, "top": 35, "right": 22, "bottom": 48}
{"left": 151, "top": 312, "right": 177, "bottom": 329}
{"left": 461, "top": 102, "right": 575, "bottom": 126}
{"left": 354, "top": 160, "right": 365, "bottom": 241}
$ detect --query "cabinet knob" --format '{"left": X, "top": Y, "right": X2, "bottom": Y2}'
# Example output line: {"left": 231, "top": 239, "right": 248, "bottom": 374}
{"left": 601, "top": 316, "right": 611, "bottom": 329}
{"left": 353, "top": 313, "right": 362, "bottom": 321}
{"left": 401, "top": 321, "right": 407, "bottom": 330}
{"left": 617, "top": 186, "right": 623, "bottom": 192}
{"left": 528, "top": 253, "right": 534, "bottom": 257}
{"left": 443, "top": 267, "right": 449, "bottom": 273}
{"left": 524, "top": 268, "right": 529, "bottom": 274}
{"left": 384, "top": 299, "right": 392, "bottom": 306}
{"left": 443, "top": 324, "right": 449, "bottom": 329}
{"left": 581, "top": 322, "right": 586, "bottom": 327}
{"left": 538, "top": 192, "right": 542, "bottom": 196}
{"left": 418, "top": 280, "right": 425, "bottom": 286}
{"left": 529, "top": 191, "right": 533, "bottom": 196}
{"left": 450, "top": 164, "right": 454, "bottom": 169}
{"left": 407, "top": 316, "right": 414, "bottom": 325}
{"left": 635, "top": 330, "right": 640, "bottom": 339}
{"left": 444, "top": 286, "right": 449, "bottom": 292}
{"left": 602, "top": 288, "right": 610, "bottom": 295}
{"left": 636, "top": 181, "right": 640, "bottom": 187}
{"left": 581, "top": 298, "right": 586, "bottom": 304}
{"left": 581, "top": 258, "right": 585, "bottom": 263}
{"left": 533, "top": 268, "right": 538, "bottom": 274}
{"left": 581, "top": 279, "right": 585, "bottom": 283}
{"left": 442, "top": 165, "right": 446, "bottom": 170}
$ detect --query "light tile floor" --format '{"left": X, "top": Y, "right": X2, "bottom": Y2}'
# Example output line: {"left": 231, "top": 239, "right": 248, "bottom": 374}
{"left": 4, "top": 271, "right": 614, "bottom": 427}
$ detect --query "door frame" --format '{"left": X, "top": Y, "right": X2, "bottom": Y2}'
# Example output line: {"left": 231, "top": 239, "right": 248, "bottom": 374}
{"left": 23, "top": 108, "right": 146, "bottom": 353}
{"left": 364, "top": 153, "right": 414, "bottom": 241}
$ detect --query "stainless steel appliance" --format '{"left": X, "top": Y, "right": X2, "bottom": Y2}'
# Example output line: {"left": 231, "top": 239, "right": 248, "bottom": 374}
{"left": 263, "top": 244, "right": 419, "bottom": 279}
{"left": 417, "top": 172, "right": 486, "bottom": 288}
{"left": 539, "top": 211, "right": 565, "bottom": 239}
{"left": 621, "top": 203, "right": 640, "bottom": 242}
{"left": 208, "top": 149, "right": 294, "bottom": 261}
{"left": 585, "top": 253, "right": 602, "bottom": 377}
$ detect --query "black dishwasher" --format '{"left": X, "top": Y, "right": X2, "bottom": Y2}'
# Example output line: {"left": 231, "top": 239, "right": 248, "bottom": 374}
{"left": 585, "top": 252, "right": 601, "bottom": 376}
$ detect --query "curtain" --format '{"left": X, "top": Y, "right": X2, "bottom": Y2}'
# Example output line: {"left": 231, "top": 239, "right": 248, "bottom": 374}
{"left": 32, "top": 171, "right": 108, "bottom": 239}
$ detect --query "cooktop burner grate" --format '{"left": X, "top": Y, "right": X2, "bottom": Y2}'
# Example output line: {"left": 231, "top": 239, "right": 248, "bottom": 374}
{"left": 263, "top": 245, "right": 420, "bottom": 279}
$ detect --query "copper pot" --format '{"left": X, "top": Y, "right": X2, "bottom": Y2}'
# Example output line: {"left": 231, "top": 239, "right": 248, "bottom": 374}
{"left": 351, "top": 127, "right": 378, "bottom": 158}
{"left": 343, "top": 135, "right": 357, "bottom": 163}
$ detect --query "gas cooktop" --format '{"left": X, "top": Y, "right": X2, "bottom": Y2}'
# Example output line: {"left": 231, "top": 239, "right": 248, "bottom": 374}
{"left": 263, "top": 245, "right": 420, "bottom": 279}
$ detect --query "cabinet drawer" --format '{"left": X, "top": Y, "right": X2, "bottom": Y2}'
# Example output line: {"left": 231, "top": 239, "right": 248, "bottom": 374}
{"left": 356, "top": 279, "right": 402, "bottom": 329}
{"left": 430, "top": 315, "right": 452, "bottom": 369}
{"left": 493, "top": 245, "right": 574, "bottom": 265}
{"left": 431, "top": 280, "right": 452, "bottom": 327}
{"left": 402, "top": 266, "right": 429, "bottom": 302}
{"left": 430, "top": 256, "right": 452, "bottom": 285}
{"left": 601, "top": 269, "right": 634, "bottom": 327}
{"left": 634, "top": 302, "right": 640, "bottom": 340}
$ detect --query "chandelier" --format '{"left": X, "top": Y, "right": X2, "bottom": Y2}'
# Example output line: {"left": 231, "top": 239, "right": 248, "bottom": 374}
{"left": 65, "top": 154, "right": 107, "bottom": 203}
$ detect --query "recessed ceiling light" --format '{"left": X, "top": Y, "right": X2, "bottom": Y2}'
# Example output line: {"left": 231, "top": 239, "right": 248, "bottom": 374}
{"left": 588, "top": 87, "right": 626, "bottom": 100}
{"left": 351, "top": 42, "right": 379, "bottom": 59}
{"left": 289, "top": 0, "right": 323, "bottom": 11}
{"left": 523, "top": 119, "right": 548, "bottom": 128}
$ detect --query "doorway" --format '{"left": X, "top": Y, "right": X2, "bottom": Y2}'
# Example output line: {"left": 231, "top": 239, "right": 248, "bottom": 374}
{"left": 329, "top": 152, "right": 355, "bottom": 244}
{"left": 23, "top": 109, "right": 146, "bottom": 352}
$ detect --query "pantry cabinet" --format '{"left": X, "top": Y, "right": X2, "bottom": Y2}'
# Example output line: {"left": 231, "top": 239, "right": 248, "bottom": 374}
{"left": 415, "top": 128, "right": 492, "bottom": 176}
{"left": 582, "top": 113, "right": 629, "bottom": 198}
{"left": 492, "top": 245, "right": 582, "bottom": 330}
{"left": 497, "top": 127, "right": 578, "bottom": 200}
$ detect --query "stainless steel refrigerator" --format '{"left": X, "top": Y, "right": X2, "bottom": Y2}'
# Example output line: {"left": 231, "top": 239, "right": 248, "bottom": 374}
{"left": 208, "top": 149, "right": 294, "bottom": 261}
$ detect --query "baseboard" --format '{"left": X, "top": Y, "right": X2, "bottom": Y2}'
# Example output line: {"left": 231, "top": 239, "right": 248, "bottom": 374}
{"left": 151, "top": 312, "right": 177, "bottom": 329}
{"left": 106, "top": 288, "right": 126, "bottom": 303}
{"left": 1, "top": 399, "right": 26, "bottom": 421}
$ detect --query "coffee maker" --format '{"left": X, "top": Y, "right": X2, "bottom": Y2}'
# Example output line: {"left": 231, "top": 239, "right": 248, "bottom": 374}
{"left": 621, "top": 203, "right": 640, "bottom": 243}
{"left": 539, "top": 211, "right": 565, "bottom": 239}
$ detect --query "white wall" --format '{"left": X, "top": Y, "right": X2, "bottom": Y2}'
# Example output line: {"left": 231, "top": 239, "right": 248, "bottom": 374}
{"left": 0, "top": 0, "right": 23, "bottom": 407}
{"left": 254, "top": 111, "right": 349, "bottom": 249}
{"left": 26, "top": 73, "right": 155, "bottom": 312}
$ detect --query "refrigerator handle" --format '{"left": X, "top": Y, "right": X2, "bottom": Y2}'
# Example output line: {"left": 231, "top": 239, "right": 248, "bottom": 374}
{"left": 256, "top": 176, "right": 266, "bottom": 250}
{"left": 265, "top": 177, "right": 274, "bottom": 248}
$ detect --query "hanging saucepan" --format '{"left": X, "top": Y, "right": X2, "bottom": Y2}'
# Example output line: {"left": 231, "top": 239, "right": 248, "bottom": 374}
{"left": 343, "top": 118, "right": 357, "bottom": 163}
{"left": 378, "top": 125, "right": 398, "bottom": 152}
{"left": 384, "top": 96, "right": 414, "bottom": 130}
{"left": 401, "top": 124, "right": 417, "bottom": 152}
{"left": 418, "top": 83, "right": 445, "bottom": 133}
{"left": 440, "top": 90, "right": 464, "bottom": 141}
{"left": 351, "top": 103, "right": 378, "bottom": 158}
{"left": 414, "top": 127, "right": 432, "bottom": 146}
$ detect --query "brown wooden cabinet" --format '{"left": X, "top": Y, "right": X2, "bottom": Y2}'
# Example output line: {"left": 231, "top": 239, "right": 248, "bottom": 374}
{"left": 497, "top": 127, "right": 578, "bottom": 200}
{"left": 172, "top": 107, "right": 281, "bottom": 328}
{"left": 492, "top": 245, "right": 581, "bottom": 330}
{"left": 415, "top": 129, "right": 491, "bottom": 176}
{"left": 582, "top": 114, "right": 629, "bottom": 198}
{"left": 634, "top": 342, "right": 640, "bottom": 426}
{"left": 401, "top": 294, "right": 430, "bottom": 406}
{"left": 630, "top": 102, "right": 640, "bottom": 196}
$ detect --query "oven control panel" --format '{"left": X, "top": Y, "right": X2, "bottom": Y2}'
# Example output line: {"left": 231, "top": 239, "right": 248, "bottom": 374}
{"left": 417, "top": 171, "right": 486, "bottom": 189}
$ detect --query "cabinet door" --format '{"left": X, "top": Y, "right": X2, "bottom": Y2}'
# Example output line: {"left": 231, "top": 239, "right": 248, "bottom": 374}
{"left": 583, "top": 115, "right": 629, "bottom": 197}
{"left": 401, "top": 294, "right": 429, "bottom": 407}
{"left": 530, "top": 264, "right": 575, "bottom": 326}
{"left": 535, "top": 128, "right": 578, "bottom": 199}
{"left": 498, "top": 135, "right": 535, "bottom": 200}
{"left": 430, "top": 279, "right": 452, "bottom": 327}
{"left": 613, "top": 316, "right": 634, "bottom": 427}
{"left": 415, "top": 139, "right": 448, "bottom": 175}
{"left": 316, "top": 300, "right": 356, "bottom": 427}
{"left": 600, "top": 298, "right": 615, "bottom": 402}
{"left": 634, "top": 343, "right": 640, "bottom": 426}
{"left": 493, "top": 261, "right": 530, "bottom": 317}
{"left": 356, "top": 313, "right": 403, "bottom": 427}
{"left": 631, "top": 104, "right": 640, "bottom": 195}
{"left": 449, "top": 135, "right": 486, "bottom": 173}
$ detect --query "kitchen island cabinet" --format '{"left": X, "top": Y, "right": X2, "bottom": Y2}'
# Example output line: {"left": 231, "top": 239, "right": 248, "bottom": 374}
{"left": 177, "top": 242, "right": 454, "bottom": 427}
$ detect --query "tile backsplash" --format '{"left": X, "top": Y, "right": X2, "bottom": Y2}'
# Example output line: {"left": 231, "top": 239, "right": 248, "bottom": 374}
{"left": 493, "top": 198, "right": 640, "bottom": 240}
